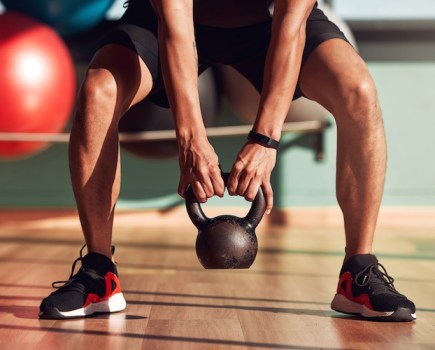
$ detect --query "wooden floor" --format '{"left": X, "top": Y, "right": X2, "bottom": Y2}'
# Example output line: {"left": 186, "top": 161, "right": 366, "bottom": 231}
{"left": 0, "top": 207, "right": 434, "bottom": 350}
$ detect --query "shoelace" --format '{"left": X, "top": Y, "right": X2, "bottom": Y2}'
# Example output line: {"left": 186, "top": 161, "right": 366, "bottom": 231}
{"left": 354, "top": 263, "right": 399, "bottom": 295}
{"left": 51, "top": 245, "right": 116, "bottom": 289}
{"left": 52, "top": 244, "right": 87, "bottom": 289}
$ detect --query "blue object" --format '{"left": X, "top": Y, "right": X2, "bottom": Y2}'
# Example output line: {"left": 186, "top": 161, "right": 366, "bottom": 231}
{"left": 2, "top": 0, "right": 115, "bottom": 37}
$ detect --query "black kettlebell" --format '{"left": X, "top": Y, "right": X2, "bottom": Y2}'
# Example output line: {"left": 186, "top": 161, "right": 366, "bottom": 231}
{"left": 185, "top": 173, "right": 266, "bottom": 269}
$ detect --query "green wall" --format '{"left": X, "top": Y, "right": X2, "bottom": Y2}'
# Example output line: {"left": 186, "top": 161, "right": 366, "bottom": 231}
{"left": 275, "top": 62, "right": 435, "bottom": 206}
{"left": 1, "top": 62, "right": 435, "bottom": 208}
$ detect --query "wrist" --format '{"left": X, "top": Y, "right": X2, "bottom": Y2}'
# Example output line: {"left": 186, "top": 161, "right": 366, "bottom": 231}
{"left": 176, "top": 121, "right": 207, "bottom": 142}
{"left": 177, "top": 129, "right": 208, "bottom": 149}
{"left": 247, "top": 130, "right": 280, "bottom": 150}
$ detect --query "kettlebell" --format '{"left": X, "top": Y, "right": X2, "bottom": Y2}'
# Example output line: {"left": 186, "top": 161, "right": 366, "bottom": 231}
{"left": 185, "top": 173, "right": 266, "bottom": 269}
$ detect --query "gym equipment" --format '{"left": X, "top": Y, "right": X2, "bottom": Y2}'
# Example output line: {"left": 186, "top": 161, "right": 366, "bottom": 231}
{"left": 185, "top": 173, "right": 266, "bottom": 269}
{"left": 0, "top": 12, "right": 75, "bottom": 159}
{"left": 119, "top": 69, "right": 219, "bottom": 160}
{"left": 0, "top": 121, "right": 327, "bottom": 143}
{"left": 2, "top": 0, "right": 115, "bottom": 37}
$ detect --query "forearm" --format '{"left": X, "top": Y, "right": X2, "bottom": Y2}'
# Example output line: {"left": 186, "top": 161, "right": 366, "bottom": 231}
{"left": 152, "top": 1, "right": 206, "bottom": 143}
{"left": 254, "top": 2, "right": 315, "bottom": 140}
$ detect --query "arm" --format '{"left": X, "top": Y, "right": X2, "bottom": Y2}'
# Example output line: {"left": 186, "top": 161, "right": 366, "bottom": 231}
{"left": 151, "top": 0, "right": 224, "bottom": 202}
{"left": 228, "top": 0, "right": 316, "bottom": 214}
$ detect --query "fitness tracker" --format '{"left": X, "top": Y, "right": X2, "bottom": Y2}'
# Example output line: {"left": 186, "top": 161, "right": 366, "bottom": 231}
{"left": 247, "top": 130, "right": 279, "bottom": 150}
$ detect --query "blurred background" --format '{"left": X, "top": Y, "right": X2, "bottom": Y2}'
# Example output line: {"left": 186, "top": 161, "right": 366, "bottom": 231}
{"left": 0, "top": 0, "right": 434, "bottom": 212}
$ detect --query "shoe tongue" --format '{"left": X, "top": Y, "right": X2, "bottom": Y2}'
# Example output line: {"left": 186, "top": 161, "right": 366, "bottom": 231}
{"left": 83, "top": 252, "right": 115, "bottom": 275}
{"left": 341, "top": 254, "right": 378, "bottom": 275}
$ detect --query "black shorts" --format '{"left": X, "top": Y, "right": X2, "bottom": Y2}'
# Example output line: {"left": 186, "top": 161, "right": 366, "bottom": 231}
{"left": 99, "top": 2, "right": 349, "bottom": 108}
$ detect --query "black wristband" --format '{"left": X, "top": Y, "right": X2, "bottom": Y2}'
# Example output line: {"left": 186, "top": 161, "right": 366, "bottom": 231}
{"left": 247, "top": 130, "right": 279, "bottom": 149}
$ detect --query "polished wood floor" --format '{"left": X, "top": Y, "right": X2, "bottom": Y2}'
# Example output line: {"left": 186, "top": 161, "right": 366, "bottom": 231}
{"left": 0, "top": 207, "right": 434, "bottom": 350}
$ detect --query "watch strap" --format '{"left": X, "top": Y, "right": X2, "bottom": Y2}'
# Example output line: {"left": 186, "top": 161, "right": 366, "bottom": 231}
{"left": 247, "top": 130, "right": 279, "bottom": 149}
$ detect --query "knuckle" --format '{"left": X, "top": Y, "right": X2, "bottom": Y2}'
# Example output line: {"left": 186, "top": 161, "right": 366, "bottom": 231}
{"left": 211, "top": 166, "right": 221, "bottom": 175}
{"left": 195, "top": 191, "right": 206, "bottom": 202}
{"left": 245, "top": 193, "right": 255, "bottom": 202}
{"left": 264, "top": 188, "right": 273, "bottom": 198}
{"left": 233, "top": 163, "right": 244, "bottom": 172}
{"left": 196, "top": 165, "right": 206, "bottom": 174}
{"left": 227, "top": 186, "right": 236, "bottom": 195}
{"left": 216, "top": 185, "right": 225, "bottom": 196}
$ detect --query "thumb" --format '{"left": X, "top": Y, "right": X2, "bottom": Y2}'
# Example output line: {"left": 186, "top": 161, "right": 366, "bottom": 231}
{"left": 178, "top": 177, "right": 188, "bottom": 199}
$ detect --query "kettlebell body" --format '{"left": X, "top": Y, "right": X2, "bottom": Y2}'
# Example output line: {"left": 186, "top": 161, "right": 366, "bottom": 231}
{"left": 185, "top": 174, "right": 266, "bottom": 269}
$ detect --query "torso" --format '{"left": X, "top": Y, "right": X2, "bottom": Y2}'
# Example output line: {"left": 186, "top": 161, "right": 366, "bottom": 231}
{"left": 124, "top": 0, "right": 273, "bottom": 29}
{"left": 193, "top": 0, "right": 272, "bottom": 27}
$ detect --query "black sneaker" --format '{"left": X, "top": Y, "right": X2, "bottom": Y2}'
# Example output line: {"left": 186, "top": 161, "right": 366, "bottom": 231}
{"left": 39, "top": 246, "right": 126, "bottom": 319}
{"left": 331, "top": 254, "right": 416, "bottom": 321}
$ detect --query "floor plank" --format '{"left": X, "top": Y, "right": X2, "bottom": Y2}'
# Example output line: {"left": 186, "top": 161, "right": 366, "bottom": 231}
{"left": 0, "top": 208, "right": 434, "bottom": 349}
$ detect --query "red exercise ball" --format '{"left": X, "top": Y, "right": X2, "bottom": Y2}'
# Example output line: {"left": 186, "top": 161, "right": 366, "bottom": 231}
{"left": 0, "top": 11, "right": 76, "bottom": 159}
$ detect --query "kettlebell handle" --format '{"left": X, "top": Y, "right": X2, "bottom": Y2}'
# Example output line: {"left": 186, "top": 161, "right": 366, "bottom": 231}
{"left": 185, "top": 173, "right": 266, "bottom": 229}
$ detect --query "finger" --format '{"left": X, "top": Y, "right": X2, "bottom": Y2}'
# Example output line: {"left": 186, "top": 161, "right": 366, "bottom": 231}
{"left": 261, "top": 181, "right": 274, "bottom": 215}
{"left": 244, "top": 177, "right": 261, "bottom": 202}
{"left": 201, "top": 176, "right": 215, "bottom": 199}
{"left": 210, "top": 168, "right": 225, "bottom": 197}
{"left": 236, "top": 172, "right": 251, "bottom": 197}
{"left": 227, "top": 167, "right": 240, "bottom": 196}
{"left": 193, "top": 167, "right": 217, "bottom": 199}
{"left": 192, "top": 180, "right": 207, "bottom": 203}
{"left": 178, "top": 177, "right": 189, "bottom": 198}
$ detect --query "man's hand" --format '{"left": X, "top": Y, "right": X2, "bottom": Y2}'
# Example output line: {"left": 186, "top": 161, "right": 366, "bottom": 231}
{"left": 152, "top": 0, "right": 221, "bottom": 203}
{"left": 178, "top": 136, "right": 225, "bottom": 202}
{"left": 228, "top": 142, "right": 276, "bottom": 214}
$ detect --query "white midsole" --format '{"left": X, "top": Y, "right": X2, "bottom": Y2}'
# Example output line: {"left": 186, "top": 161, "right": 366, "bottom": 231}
{"left": 58, "top": 292, "right": 127, "bottom": 318}
{"left": 331, "top": 293, "right": 395, "bottom": 318}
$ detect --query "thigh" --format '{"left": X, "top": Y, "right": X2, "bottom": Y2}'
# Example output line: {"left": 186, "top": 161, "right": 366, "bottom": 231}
{"left": 97, "top": 22, "right": 171, "bottom": 108}
{"left": 99, "top": 0, "right": 174, "bottom": 108}
{"left": 298, "top": 38, "right": 376, "bottom": 114}
{"left": 225, "top": 3, "right": 351, "bottom": 100}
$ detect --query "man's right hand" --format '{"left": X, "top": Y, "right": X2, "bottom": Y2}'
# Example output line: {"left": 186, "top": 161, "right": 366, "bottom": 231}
{"left": 177, "top": 136, "right": 225, "bottom": 202}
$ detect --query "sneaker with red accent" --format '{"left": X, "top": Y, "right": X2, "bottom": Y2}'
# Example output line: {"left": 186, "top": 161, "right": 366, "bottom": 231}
{"left": 39, "top": 246, "right": 126, "bottom": 319}
{"left": 331, "top": 254, "right": 416, "bottom": 322}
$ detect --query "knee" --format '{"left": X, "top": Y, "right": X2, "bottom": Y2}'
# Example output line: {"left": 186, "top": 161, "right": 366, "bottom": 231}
{"left": 336, "top": 76, "right": 382, "bottom": 130}
{"left": 79, "top": 68, "right": 118, "bottom": 109}
{"left": 345, "top": 76, "right": 377, "bottom": 109}
{"left": 72, "top": 68, "right": 120, "bottom": 128}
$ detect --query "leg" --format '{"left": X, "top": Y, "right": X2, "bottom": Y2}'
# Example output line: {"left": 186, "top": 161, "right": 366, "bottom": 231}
{"left": 39, "top": 45, "right": 154, "bottom": 319}
{"left": 299, "top": 39, "right": 415, "bottom": 321}
{"left": 70, "top": 44, "right": 153, "bottom": 259}
{"left": 299, "top": 39, "right": 385, "bottom": 260}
